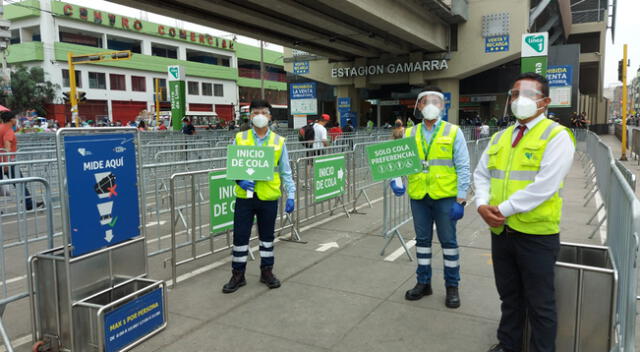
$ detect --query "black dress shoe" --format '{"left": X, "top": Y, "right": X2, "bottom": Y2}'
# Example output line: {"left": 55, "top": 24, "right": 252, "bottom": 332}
{"left": 222, "top": 269, "right": 246, "bottom": 293}
{"left": 404, "top": 283, "right": 432, "bottom": 301}
{"left": 445, "top": 286, "right": 461, "bottom": 308}
{"left": 487, "top": 344, "right": 508, "bottom": 352}
{"left": 260, "top": 266, "right": 281, "bottom": 289}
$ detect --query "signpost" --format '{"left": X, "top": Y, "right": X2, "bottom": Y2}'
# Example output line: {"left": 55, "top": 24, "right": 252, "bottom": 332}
{"left": 209, "top": 170, "right": 236, "bottom": 233}
{"left": 314, "top": 154, "right": 346, "bottom": 202}
{"left": 442, "top": 92, "right": 452, "bottom": 121}
{"left": 521, "top": 32, "right": 548, "bottom": 76}
{"left": 338, "top": 97, "right": 351, "bottom": 128}
{"left": 293, "top": 61, "right": 310, "bottom": 74}
{"left": 168, "top": 65, "right": 186, "bottom": 131}
{"left": 226, "top": 145, "right": 275, "bottom": 181}
{"left": 64, "top": 132, "right": 140, "bottom": 256}
{"left": 485, "top": 35, "right": 509, "bottom": 53}
{"left": 366, "top": 138, "right": 422, "bottom": 182}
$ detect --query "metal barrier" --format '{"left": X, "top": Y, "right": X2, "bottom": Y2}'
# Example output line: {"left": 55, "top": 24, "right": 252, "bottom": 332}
{"left": 578, "top": 130, "right": 639, "bottom": 351}
{"left": 0, "top": 177, "right": 54, "bottom": 352}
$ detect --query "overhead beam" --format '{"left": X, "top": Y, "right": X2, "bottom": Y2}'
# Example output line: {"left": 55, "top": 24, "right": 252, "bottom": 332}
{"left": 246, "top": 0, "right": 410, "bottom": 54}
{"left": 108, "top": 0, "right": 351, "bottom": 59}
{"left": 315, "top": 0, "right": 448, "bottom": 52}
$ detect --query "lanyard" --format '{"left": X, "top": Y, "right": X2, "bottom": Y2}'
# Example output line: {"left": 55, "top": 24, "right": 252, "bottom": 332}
{"left": 420, "top": 121, "right": 442, "bottom": 162}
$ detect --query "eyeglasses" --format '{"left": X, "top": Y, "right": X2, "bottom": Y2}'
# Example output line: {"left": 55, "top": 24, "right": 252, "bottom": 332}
{"left": 508, "top": 89, "right": 544, "bottom": 99}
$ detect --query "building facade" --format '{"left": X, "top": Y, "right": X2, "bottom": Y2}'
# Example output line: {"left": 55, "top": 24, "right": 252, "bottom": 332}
{"left": 4, "top": 0, "right": 286, "bottom": 124}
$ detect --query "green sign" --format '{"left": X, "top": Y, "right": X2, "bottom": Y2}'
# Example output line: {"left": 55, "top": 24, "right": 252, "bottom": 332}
{"left": 226, "top": 145, "right": 275, "bottom": 181}
{"left": 314, "top": 154, "right": 346, "bottom": 202}
{"left": 169, "top": 80, "right": 185, "bottom": 131}
{"left": 521, "top": 32, "right": 548, "bottom": 57}
{"left": 521, "top": 56, "right": 548, "bottom": 76}
{"left": 366, "top": 138, "right": 422, "bottom": 182}
{"left": 209, "top": 171, "right": 236, "bottom": 233}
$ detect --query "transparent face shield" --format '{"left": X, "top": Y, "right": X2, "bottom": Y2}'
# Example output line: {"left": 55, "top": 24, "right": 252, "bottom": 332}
{"left": 505, "top": 79, "right": 546, "bottom": 120}
{"left": 413, "top": 91, "right": 445, "bottom": 120}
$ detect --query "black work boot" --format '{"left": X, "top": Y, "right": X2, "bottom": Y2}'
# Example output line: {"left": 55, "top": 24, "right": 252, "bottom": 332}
{"left": 222, "top": 269, "right": 246, "bottom": 293}
{"left": 404, "top": 283, "right": 432, "bottom": 301}
{"left": 445, "top": 286, "right": 461, "bottom": 308}
{"left": 260, "top": 266, "right": 281, "bottom": 289}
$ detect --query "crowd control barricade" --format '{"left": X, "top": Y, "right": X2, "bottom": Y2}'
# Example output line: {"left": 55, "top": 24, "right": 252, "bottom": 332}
{"left": 0, "top": 177, "right": 54, "bottom": 352}
{"left": 351, "top": 141, "right": 386, "bottom": 212}
{"left": 168, "top": 168, "right": 295, "bottom": 287}
{"left": 293, "top": 151, "right": 354, "bottom": 240}
{"left": 576, "top": 130, "right": 639, "bottom": 352}
{"left": 29, "top": 128, "right": 167, "bottom": 352}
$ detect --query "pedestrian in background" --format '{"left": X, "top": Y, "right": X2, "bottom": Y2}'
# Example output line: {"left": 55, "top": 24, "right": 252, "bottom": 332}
{"left": 474, "top": 73, "right": 575, "bottom": 352}
{"left": 313, "top": 114, "right": 330, "bottom": 153}
{"left": 224, "top": 99, "right": 296, "bottom": 293}
{"left": 181, "top": 117, "right": 195, "bottom": 135}
{"left": 391, "top": 86, "right": 470, "bottom": 309}
{"left": 391, "top": 118, "right": 404, "bottom": 139}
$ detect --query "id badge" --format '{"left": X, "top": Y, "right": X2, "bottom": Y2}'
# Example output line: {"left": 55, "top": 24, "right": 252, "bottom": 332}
{"left": 422, "top": 160, "right": 429, "bottom": 173}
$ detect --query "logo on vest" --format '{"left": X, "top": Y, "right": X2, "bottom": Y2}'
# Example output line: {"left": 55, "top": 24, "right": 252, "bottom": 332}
{"left": 524, "top": 152, "right": 535, "bottom": 160}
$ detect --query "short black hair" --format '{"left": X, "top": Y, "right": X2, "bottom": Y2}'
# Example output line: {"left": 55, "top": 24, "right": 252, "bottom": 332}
{"left": 249, "top": 99, "right": 271, "bottom": 110}
{"left": 420, "top": 85, "right": 443, "bottom": 94}
{"left": 514, "top": 72, "right": 549, "bottom": 98}
{"left": 0, "top": 111, "right": 15, "bottom": 123}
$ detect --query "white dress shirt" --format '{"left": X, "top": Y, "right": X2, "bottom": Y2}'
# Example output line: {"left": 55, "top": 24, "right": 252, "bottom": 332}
{"left": 474, "top": 114, "right": 575, "bottom": 218}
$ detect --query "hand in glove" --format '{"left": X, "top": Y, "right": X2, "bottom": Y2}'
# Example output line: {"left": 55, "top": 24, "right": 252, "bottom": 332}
{"left": 390, "top": 178, "right": 406, "bottom": 197}
{"left": 237, "top": 180, "right": 255, "bottom": 192}
{"left": 285, "top": 198, "right": 295, "bottom": 213}
{"left": 449, "top": 201, "right": 465, "bottom": 221}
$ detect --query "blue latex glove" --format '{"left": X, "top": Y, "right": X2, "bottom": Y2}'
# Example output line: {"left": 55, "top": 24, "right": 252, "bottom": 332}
{"left": 390, "top": 179, "right": 406, "bottom": 197}
{"left": 449, "top": 201, "right": 465, "bottom": 221}
{"left": 237, "top": 180, "right": 255, "bottom": 192}
{"left": 285, "top": 198, "right": 295, "bottom": 213}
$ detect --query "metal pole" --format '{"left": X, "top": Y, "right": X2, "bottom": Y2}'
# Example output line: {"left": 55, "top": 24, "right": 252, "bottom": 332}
{"left": 155, "top": 78, "right": 161, "bottom": 128}
{"left": 67, "top": 53, "right": 79, "bottom": 127}
{"left": 621, "top": 44, "right": 628, "bottom": 161}
{"left": 260, "top": 40, "right": 265, "bottom": 99}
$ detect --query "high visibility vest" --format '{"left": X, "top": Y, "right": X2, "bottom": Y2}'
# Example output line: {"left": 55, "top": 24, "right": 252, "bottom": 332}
{"left": 234, "top": 130, "right": 285, "bottom": 201}
{"left": 407, "top": 120, "right": 415, "bottom": 127}
{"left": 487, "top": 118, "right": 575, "bottom": 235}
{"left": 405, "top": 122, "right": 459, "bottom": 200}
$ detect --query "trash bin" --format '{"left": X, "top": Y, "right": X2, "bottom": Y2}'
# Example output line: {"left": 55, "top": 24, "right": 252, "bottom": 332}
{"left": 523, "top": 242, "right": 617, "bottom": 352}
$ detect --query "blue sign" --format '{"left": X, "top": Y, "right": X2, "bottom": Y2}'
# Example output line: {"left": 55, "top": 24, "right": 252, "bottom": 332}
{"left": 293, "top": 61, "right": 310, "bottom": 74}
{"left": 442, "top": 92, "right": 452, "bottom": 122}
{"left": 337, "top": 97, "right": 351, "bottom": 113}
{"left": 64, "top": 133, "right": 140, "bottom": 256}
{"left": 340, "top": 111, "right": 357, "bottom": 131}
{"left": 485, "top": 35, "right": 509, "bottom": 53}
{"left": 104, "top": 287, "right": 165, "bottom": 352}
{"left": 547, "top": 65, "right": 573, "bottom": 87}
{"left": 290, "top": 82, "right": 316, "bottom": 100}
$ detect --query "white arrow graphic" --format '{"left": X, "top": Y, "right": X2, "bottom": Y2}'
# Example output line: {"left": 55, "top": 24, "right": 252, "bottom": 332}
{"left": 316, "top": 242, "right": 339, "bottom": 252}
{"left": 246, "top": 168, "right": 255, "bottom": 176}
{"left": 105, "top": 230, "right": 114, "bottom": 243}
{"left": 337, "top": 168, "right": 344, "bottom": 180}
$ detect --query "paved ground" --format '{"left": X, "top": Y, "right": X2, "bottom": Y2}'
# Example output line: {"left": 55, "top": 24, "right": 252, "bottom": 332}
{"left": 121, "top": 157, "right": 600, "bottom": 352}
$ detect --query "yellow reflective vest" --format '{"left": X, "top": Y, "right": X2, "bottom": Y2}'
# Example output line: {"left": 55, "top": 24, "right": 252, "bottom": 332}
{"left": 487, "top": 118, "right": 575, "bottom": 235}
{"left": 234, "top": 130, "right": 285, "bottom": 201}
{"left": 405, "top": 122, "right": 459, "bottom": 200}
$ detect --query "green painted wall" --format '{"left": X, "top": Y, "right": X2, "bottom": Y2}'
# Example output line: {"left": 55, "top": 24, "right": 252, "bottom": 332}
{"left": 54, "top": 42, "right": 238, "bottom": 81}
{"left": 237, "top": 77, "right": 287, "bottom": 91}
{"left": 235, "top": 42, "right": 283, "bottom": 65}
{"left": 6, "top": 41, "right": 44, "bottom": 63}
{"left": 4, "top": 0, "right": 40, "bottom": 21}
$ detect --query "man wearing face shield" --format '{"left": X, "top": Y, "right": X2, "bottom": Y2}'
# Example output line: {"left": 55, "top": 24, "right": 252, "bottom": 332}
{"left": 391, "top": 86, "right": 470, "bottom": 308}
{"left": 223, "top": 99, "right": 296, "bottom": 293}
{"left": 474, "top": 73, "right": 576, "bottom": 352}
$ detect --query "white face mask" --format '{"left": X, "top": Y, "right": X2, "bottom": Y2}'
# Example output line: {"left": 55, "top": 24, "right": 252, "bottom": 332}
{"left": 252, "top": 114, "right": 269, "bottom": 128}
{"left": 421, "top": 104, "right": 441, "bottom": 121}
{"left": 511, "top": 97, "right": 542, "bottom": 120}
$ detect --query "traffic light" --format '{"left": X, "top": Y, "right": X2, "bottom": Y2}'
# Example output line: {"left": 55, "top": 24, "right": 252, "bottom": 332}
{"left": 63, "top": 91, "right": 71, "bottom": 103}
{"left": 78, "top": 91, "right": 87, "bottom": 102}
{"left": 618, "top": 60, "right": 623, "bottom": 82}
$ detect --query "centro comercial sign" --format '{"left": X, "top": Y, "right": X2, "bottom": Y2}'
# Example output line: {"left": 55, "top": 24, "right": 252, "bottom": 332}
{"left": 331, "top": 59, "right": 449, "bottom": 78}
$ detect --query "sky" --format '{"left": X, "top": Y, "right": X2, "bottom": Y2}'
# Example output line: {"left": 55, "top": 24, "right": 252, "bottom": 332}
{"left": 50, "top": 0, "right": 638, "bottom": 88}
{"left": 603, "top": 0, "right": 640, "bottom": 87}
{"left": 62, "top": 0, "right": 284, "bottom": 52}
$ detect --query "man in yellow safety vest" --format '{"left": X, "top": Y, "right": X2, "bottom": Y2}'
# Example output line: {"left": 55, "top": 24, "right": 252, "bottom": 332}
{"left": 390, "top": 86, "right": 470, "bottom": 308}
{"left": 223, "top": 99, "right": 296, "bottom": 294}
{"left": 474, "top": 73, "right": 575, "bottom": 352}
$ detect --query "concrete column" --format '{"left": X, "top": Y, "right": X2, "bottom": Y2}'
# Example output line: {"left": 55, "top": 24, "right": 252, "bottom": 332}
{"left": 434, "top": 79, "right": 460, "bottom": 125}
{"left": 178, "top": 47, "right": 187, "bottom": 61}
{"left": 141, "top": 40, "right": 152, "bottom": 56}
{"left": 39, "top": 0, "right": 57, "bottom": 84}
{"left": 353, "top": 57, "right": 367, "bottom": 89}
{"left": 376, "top": 104, "right": 381, "bottom": 127}
{"left": 334, "top": 84, "right": 359, "bottom": 125}
{"left": 409, "top": 52, "right": 424, "bottom": 86}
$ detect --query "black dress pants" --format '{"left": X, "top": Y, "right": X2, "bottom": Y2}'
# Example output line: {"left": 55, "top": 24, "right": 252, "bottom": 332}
{"left": 491, "top": 226, "right": 560, "bottom": 352}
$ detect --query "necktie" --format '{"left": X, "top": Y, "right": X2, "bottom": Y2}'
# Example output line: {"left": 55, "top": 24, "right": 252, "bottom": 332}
{"left": 512, "top": 125, "right": 527, "bottom": 147}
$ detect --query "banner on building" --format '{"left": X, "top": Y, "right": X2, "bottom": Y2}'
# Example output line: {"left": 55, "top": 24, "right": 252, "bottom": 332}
{"left": 168, "top": 65, "right": 186, "bottom": 131}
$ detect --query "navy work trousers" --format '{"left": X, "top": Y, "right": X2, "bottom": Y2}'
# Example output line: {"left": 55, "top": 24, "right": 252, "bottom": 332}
{"left": 231, "top": 195, "right": 278, "bottom": 271}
